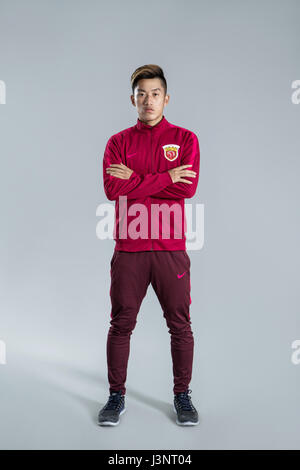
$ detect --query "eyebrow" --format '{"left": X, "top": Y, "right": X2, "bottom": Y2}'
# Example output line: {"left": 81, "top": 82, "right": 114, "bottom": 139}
{"left": 137, "top": 88, "right": 161, "bottom": 92}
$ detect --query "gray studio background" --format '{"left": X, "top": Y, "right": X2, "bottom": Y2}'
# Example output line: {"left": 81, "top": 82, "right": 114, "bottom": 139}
{"left": 0, "top": 0, "right": 300, "bottom": 450}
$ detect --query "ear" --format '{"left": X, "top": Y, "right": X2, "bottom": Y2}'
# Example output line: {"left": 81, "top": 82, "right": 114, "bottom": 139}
{"left": 130, "top": 94, "right": 136, "bottom": 106}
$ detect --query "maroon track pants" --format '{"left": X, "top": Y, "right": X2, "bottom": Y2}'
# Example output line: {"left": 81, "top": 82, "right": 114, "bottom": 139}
{"left": 106, "top": 249, "right": 194, "bottom": 395}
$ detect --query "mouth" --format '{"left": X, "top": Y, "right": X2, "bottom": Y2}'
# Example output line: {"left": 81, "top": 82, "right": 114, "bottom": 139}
{"left": 145, "top": 108, "right": 154, "bottom": 112}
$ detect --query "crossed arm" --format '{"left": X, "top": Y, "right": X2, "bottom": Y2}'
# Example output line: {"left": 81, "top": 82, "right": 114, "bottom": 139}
{"left": 103, "top": 133, "right": 200, "bottom": 201}
{"left": 151, "top": 133, "right": 200, "bottom": 199}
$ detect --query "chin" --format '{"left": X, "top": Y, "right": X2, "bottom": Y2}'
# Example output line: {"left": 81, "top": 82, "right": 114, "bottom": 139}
{"left": 145, "top": 113, "right": 156, "bottom": 119}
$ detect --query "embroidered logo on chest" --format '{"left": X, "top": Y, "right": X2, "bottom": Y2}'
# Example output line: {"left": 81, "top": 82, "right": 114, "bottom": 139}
{"left": 162, "top": 144, "right": 180, "bottom": 161}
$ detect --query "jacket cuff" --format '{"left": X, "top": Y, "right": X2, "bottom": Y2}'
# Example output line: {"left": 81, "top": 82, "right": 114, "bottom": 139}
{"left": 164, "top": 171, "right": 173, "bottom": 185}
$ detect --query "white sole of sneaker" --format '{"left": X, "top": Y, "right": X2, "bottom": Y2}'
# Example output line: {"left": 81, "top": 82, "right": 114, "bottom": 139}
{"left": 98, "top": 407, "right": 126, "bottom": 426}
{"left": 173, "top": 404, "right": 199, "bottom": 426}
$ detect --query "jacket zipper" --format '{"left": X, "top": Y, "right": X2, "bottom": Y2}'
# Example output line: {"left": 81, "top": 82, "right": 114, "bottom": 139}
{"left": 150, "top": 128, "right": 153, "bottom": 251}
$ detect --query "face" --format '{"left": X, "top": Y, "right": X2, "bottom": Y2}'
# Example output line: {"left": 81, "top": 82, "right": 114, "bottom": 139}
{"left": 130, "top": 78, "right": 170, "bottom": 125}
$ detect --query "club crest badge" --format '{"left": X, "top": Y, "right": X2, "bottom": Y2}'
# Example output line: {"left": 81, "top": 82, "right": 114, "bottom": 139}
{"left": 162, "top": 144, "right": 180, "bottom": 161}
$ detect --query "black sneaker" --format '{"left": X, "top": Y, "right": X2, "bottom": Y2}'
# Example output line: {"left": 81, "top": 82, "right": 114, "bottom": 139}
{"left": 97, "top": 390, "right": 126, "bottom": 426}
{"left": 173, "top": 389, "right": 199, "bottom": 426}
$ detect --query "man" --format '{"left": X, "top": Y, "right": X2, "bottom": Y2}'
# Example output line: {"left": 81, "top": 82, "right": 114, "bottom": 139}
{"left": 98, "top": 64, "right": 200, "bottom": 426}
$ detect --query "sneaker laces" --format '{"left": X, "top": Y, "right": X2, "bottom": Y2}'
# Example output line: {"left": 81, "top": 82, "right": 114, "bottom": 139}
{"left": 175, "top": 389, "right": 194, "bottom": 411}
{"left": 104, "top": 391, "right": 123, "bottom": 410}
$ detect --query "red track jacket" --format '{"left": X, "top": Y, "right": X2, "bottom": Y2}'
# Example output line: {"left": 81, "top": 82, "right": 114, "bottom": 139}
{"left": 103, "top": 115, "right": 200, "bottom": 251}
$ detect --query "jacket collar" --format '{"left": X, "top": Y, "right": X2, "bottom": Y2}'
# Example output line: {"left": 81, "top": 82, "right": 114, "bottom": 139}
{"left": 136, "top": 114, "right": 169, "bottom": 132}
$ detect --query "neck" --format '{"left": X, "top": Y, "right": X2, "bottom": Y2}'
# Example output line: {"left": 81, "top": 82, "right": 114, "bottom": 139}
{"left": 138, "top": 114, "right": 163, "bottom": 127}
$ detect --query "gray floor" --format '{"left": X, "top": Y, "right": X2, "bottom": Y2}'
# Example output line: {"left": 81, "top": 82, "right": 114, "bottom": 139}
{"left": 1, "top": 284, "right": 300, "bottom": 450}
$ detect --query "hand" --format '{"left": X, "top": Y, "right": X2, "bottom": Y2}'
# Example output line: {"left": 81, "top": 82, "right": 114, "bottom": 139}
{"left": 106, "top": 163, "right": 133, "bottom": 180}
{"left": 168, "top": 164, "right": 197, "bottom": 184}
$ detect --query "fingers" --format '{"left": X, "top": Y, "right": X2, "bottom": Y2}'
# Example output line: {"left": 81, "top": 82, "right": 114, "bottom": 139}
{"left": 106, "top": 163, "right": 128, "bottom": 175}
{"left": 177, "top": 171, "right": 196, "bottom": 179}
{"left": 106, "top": 172, "right": 127, "bottom": 179}
{"left": 106, "top": 169, "right": 126, "bottom": 176}
{"left": 181, "top": 170, "right": 197, "bottom": 177}
{"left": 178, "top": 178, "right": 193, "bottom": 184}
{"left": 176, "top": 165, "right": 197, "bottom": 177}
{"left": 106, "top": 171, "right": 125, "bottom": 177}
{"left": 106, "top": 167, "right": 126, "bottom": 173}
{"left": 107, "top": 163, "right": 125, "bottom": 167}
{"left": 107, "top": 171, "right": 127, "bottom": 178}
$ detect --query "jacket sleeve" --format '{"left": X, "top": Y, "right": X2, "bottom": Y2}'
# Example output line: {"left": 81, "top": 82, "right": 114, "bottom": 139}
{"left": 103, "top": 136, "right": 173, "bottom": 200}
{"left": 151, "top": 132, "right": 200, "bottom": 199}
